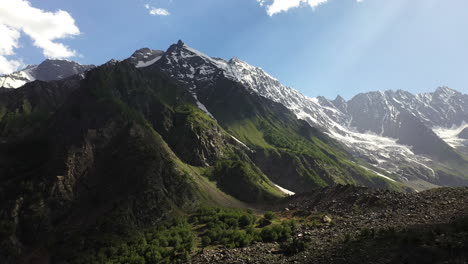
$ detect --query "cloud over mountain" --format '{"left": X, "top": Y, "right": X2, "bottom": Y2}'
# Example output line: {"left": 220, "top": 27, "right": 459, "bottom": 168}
{"left": 0, "top": 0, "right": 80, "bottom": 74}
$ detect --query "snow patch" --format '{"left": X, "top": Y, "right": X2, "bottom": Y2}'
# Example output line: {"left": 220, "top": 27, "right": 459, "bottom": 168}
{"left": 191, "top": 92, "right": 216, "bottom": 119}
{"left": 0, "top": 66, "right": 37, "bottom": 88}
{"left": 135, "top": 56, "right": 162, "bottom": 68}
{"left": 433, "top": 124, "right": 468, "bottom": 148}
{"left": 358, "top": 165, "right": 396, "bottom": 183}
{"left": 273, "top": 184, "right": 295, "bottom": 196}
{"left": 229, "top": 135, "right": 251, "bottom": 151}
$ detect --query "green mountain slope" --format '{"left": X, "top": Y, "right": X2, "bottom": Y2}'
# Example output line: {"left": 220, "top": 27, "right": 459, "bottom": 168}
{"left": 0, "top": 59, "right": 408, "bottom": 263}
{"left": 195, "top": 75, "right": 408, "bottom": 193}
{"left": 0, "top": 61, "right": 284, "bottom": 262}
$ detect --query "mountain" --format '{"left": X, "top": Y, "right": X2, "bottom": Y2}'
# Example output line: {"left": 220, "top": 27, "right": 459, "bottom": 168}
{"left": 3, "top": 41, "right": 464, "bottom": 192}
{"left": 0, "top": 59, "right": 94, "bottom": 88}
{"left": 145, "top": 40, "right": 404, "bottom": 192}
{"left": 0, "top": 40, "right": 467, "bottom": 263}
{"left": 0, "top": 59, "right": 262, "bottom": 263}
{"left": 129, "top": 41, "right": 468, "bottom": 190}
{"left": 0, "top": 41, "right": 409, "bottom": 264}
{"left": 458, "top": 127, "right": 468, "bottom": 139}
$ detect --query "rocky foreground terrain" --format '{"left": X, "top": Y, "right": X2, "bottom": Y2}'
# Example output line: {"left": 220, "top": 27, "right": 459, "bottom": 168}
{"left": 191, "top": 185, "right": 468, "bottom": 264}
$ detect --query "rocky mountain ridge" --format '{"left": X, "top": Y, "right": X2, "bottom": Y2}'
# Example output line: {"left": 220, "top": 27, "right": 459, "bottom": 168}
{"left": 0, "top": 59, "right": 94, "bottom": 88}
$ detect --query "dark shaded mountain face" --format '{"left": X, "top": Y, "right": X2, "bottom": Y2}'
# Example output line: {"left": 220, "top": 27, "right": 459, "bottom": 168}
{"left": 459, "top": 127, "right": 468, "bottom": 139}
{"left": 128, "top": 48, "right": 164, "bottom": 67}
{"left": 35, "top": 59, "right": 94, "bottom": 81}
{"left": 0, "top": 60, "right": 94, "bottom": 88}
{"left": 0, "top": 79, "right": 80, "bottom": 137}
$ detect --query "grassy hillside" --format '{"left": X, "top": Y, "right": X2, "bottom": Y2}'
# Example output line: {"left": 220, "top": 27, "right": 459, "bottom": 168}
{"left": 198, "top": 76, "right": 407, "bottom": 192}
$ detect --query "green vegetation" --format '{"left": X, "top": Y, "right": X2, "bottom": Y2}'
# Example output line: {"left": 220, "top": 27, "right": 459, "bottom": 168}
{"left": 228, "top": 119, "right": 272, "bottom": 149}
{"left": 207, "top": 158, "right": 284, "bottom": 203}
{"left": 192, "top": 207, "right": 296, "bottom": 248}
{"left": 209, "top": 88, "right": 405, "bottom": 190}
{"left": 264, "top": 211, "right": 276, "bottom": 221}
{"left": 61, "top": 207, "right": 299, "bottom": 264}
{"left": 0, "top": 107, "right": 48, "bottom": 137}
{"left": 68, "top": 218, "right": 195, "bottom": 264}
{"left": 193, "top": 207, "right": 258, "bottom": 248}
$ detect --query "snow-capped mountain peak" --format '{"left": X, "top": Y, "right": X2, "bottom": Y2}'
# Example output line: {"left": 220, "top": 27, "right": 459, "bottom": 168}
{"left": 163, "top": 41, "right": 229, "bottom": 77}
{"left": 0, "top": 65, "right": 38, "bottom": 88}
{"left": 0, "top": 59, "right": 95, "bottom": 88}
{"left": 128, "top": 48, "right": 164, "bottom": 68}
{"left": 132, "top": 41, "right": 468, "bottom": 189}
{"left": 435, "top": 86, "right": 459, "bottom": 97}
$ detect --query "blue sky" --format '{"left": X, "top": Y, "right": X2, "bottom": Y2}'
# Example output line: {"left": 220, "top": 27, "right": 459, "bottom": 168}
{"left": 1, "top": 0, "right": 468, "bottom": 99}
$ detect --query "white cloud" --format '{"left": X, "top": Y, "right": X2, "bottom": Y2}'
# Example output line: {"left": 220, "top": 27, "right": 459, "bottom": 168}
{"left": 0, "top": 0, "right": 80, "bottom": 74}
{"left": 257, "top": 0, "right": 363, "bottom": 16}
{"left": 0, "top": 55, "right": 23, "bottom": 75}
{"left": 145, "top": 4, "right": 170, "bottom": 16}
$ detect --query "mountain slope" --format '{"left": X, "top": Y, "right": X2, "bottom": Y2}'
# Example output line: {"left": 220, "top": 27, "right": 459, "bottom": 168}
{"left": 140, "top": 42, "right": 467, "bottom": 190}
{"left": 147, "top": 41, "right": 405, "bottom": 192}
{"left": 0, "top": 78, "right": 80, "bottom": 138}
{"left": 0, "top": 59, "right": 288, "bottom": 263}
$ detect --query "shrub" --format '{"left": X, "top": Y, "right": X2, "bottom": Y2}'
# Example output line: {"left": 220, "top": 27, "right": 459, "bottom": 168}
{"left": 264, "top": 211, "right": 276, "bottom": 221}
{"left": 258, "top": 218, "right": 272, "bottom": 227}
{"left": 280, "top": 238, "right": 306, "bottom": 255}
